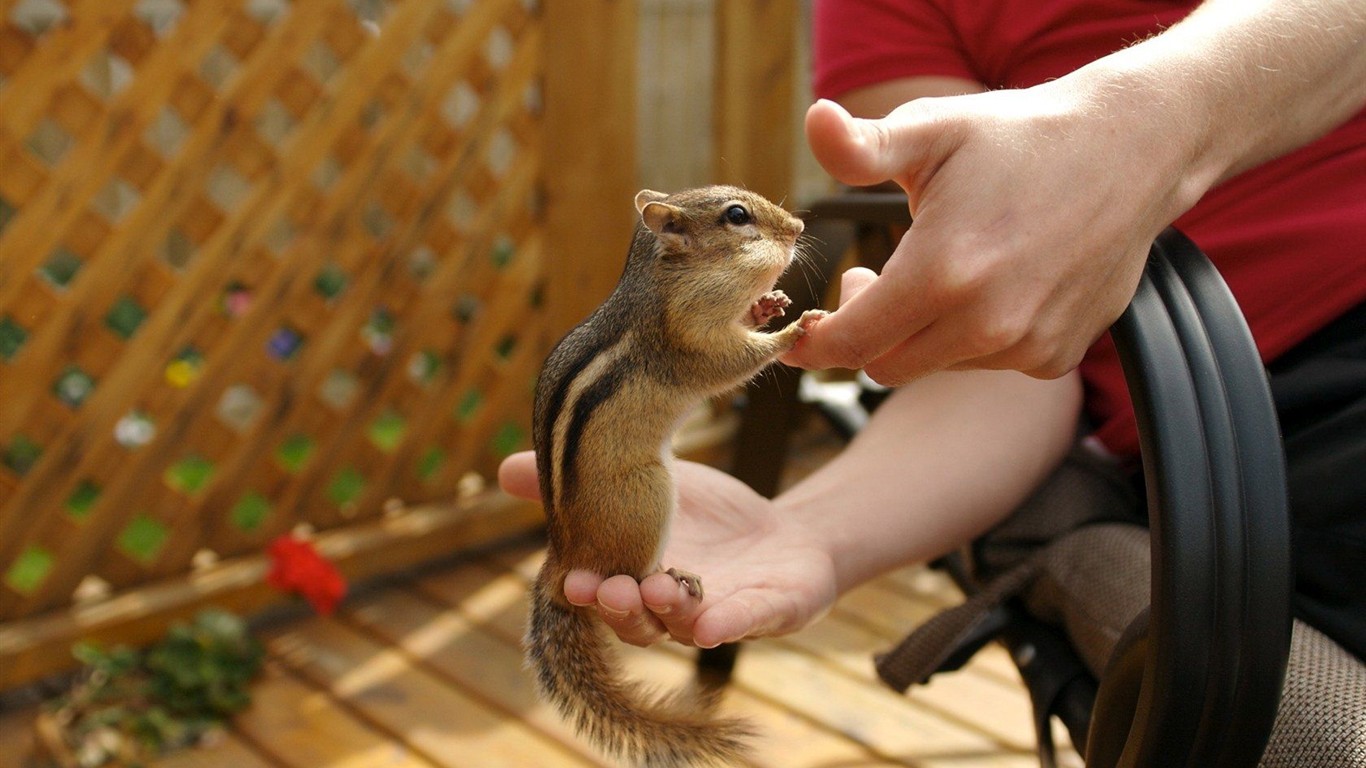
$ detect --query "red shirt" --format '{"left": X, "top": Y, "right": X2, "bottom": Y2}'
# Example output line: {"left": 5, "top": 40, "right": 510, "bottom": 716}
{"left": 813, "top": 0, "right": 1366, "bottom": 457}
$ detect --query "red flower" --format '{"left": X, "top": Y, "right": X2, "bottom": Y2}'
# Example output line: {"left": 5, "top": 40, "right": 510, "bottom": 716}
{"left": 266, "top": 536, "right": 347, "bottom": 615}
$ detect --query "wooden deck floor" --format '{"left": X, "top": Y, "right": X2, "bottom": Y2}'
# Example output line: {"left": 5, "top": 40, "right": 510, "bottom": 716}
{"left": 2, "top": 409, "right": 1085, "bottom": 768}
{"left": 3, "top": 533, "right": 1082, "bottom": 768}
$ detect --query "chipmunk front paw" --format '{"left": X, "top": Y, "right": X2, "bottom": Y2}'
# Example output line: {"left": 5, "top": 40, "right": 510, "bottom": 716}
{"left": 793, "top": 308, "right": 829, "bottom": 336}
{"left": 749, "top": 290, "right": 792, "bottom": 327}
{"left": 665, "top": 567, "right": 704, "bottom": 601}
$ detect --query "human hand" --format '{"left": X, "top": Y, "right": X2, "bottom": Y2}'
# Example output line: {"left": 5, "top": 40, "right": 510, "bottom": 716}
{"left": 789, "top": 82, "right": 1208, "bottom": 383}
{"left": 498, "top": 451, "right": 838, "bottom": 648}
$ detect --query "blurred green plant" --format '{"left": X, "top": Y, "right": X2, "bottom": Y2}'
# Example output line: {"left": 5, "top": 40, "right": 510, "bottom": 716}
{"left": 46, "top": 609, "right": 264, "bottom": 767}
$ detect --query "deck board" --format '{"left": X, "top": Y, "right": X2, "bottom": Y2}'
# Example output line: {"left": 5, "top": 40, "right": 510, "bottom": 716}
{"left": 467, "top": 544, "right": 1071, "bottom": 767}
{"left": 267, "top": 616, "right": 594, "bottom": 768}
{"left": 233, "top": 664, "right": 439, "bottom": 768}
{"left": 154, "top": 733, "right": 277, "bottom": 768}
{"left": 0, "top": 702, "right": 38, "bottom": 767}
{"left": 2, "top": 532, "right": 1082, "bottom": 768}
{"left": 341, "top": 587, "right": 609, "bottom": 762}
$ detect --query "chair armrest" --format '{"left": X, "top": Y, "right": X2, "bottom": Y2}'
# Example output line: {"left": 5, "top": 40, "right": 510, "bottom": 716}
{"left": 1088, "top": 228, "right": 1293, "bottom": 768}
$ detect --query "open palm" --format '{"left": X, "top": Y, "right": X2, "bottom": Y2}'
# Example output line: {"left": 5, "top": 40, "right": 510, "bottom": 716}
{"left": 498, "top": 452, "right": 838, "bottom": 648}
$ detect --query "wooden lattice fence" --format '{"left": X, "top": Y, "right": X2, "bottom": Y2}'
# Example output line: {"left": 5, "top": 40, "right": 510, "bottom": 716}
{"left": 0, "top": 0, "right": 561, "bottom": 686}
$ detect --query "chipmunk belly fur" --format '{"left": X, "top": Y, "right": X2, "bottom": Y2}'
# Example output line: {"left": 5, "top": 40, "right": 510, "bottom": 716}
{"left": 525, "top": 186, "right": 822, "bottom": 768}
{"left": 545, "top": 336, "right": 689, "bottom": 581}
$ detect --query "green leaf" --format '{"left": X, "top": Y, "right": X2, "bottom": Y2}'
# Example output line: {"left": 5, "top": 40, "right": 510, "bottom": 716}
{"left": 455, "top": 389, "right": 482, "bottom": 423}
{"left": 0, "top": 314, "right": 28, "bottom": 361}
{"left": 230, "top": 492, "right": 271, "bottom": 531}
{"left": 490, "top": 422, "right": 525, "bottom": 458}
{"left": 4, "top": 546, "right": 53, "bottom": 593}
{"left": 165, "top": 455, "right": 215, "bottom": 494}
{"left": 416, "top": 447, "right": 444, "bottom": 482}
{"left": 117, "top": 514, "right": 169, "bottom": 564}
{"left": 313, "top": 263, "right": 349, "bottom": 300}
{"left": 66, "top": 480, "right": 101, "bottom": 520}
{"left": 367, "top": 410, "right": 406, "bottom": 452}
{"left": 327, "top": 467, "right": 366, "bottom": 506}
{"left": 275, "top": 434, "right": 315, "bottom": 473}
{"left": 39, "top": 247, "right": 83, "bottom": 289}
{"left": 105, "top": 295, "right": 149, "bottom": 339}
{"left": 3, "top": 434, "right": 41, "bottom": 475}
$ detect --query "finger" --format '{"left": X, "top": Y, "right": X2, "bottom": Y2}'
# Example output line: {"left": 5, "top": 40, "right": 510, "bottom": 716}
{"left": 862, "top": 306, "right": 1056, "bottom": 384}
{"left": 940, "top": 265, "right": 1137, "bottom": 379}
{"left": 692, "top": 603, "right": 761, "bottom": 650}
{"left": 861, "top": 318, "right": 972, "bottom": 386}
{"left": 839, "top": 267, "right": 877, "bottom": 307}
{"left": 691, "top": 594, "right": 790, "bottom": 650}
{"left": 596, "top": 574, "right": 668, "bottom": 647}
{"left": 562, "top": 569, "right": 603, "bottom": 607}
{"left": 639, "top": 572, "right": 706, "bottom": 644}
{"left": 496, "top": 451, "right": 541, "bottom": 501}
{"left": 783, "top": 264, "right": 931, "bottom": 371}
{"left": 959, "top": 328, "right": 1094, "bottom": 380}
{"left": 804, "top": 98, "right": 936, "bottom": 188}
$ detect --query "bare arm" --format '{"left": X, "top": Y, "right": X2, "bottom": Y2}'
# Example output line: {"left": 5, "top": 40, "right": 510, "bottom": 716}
{"left": 791, "top": 0, "right": 1366, "bottom": 382}
{"left": 780, "top": 368, "right": 1081, "bottom": 596}
{"left": 498, "top": 364, "right": 1081, "bottom": 647}
{"left": 1103, "top": 0, "right": 1366, "bottom": 184}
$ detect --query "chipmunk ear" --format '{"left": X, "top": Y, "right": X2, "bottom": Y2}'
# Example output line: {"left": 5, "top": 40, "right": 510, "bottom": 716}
{"left": 638, "top": 204, "right": 688, "bottom": 254}
{"left": 634, "top": 189, "right": 669, "bottom": 213}
{"left": 639, "top": 201, "right": 680, "bottom": 233}
{"left": 635, "top": 190, "right": 688, "bottom": 247}
{"left": 640, "top": 202, "right": 688, "bottom": 248}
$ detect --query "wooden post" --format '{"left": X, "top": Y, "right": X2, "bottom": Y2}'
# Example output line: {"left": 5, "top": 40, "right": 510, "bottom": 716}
{"left": 705, "top": 0, "right": 802, "bottom": 682}
{"left": 713, "top": 0, "right": 798, "bottom": 201}
{"left": 541, "top": 0, "right": 638, "bottom": 337}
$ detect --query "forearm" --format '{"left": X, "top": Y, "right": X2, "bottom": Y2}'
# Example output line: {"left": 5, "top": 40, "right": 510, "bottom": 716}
{"left": 776, "top": 369, "right": 1082, "bottom": 594}
{"left": 1073, "top": 0, "right": 1366, "bottom": 197}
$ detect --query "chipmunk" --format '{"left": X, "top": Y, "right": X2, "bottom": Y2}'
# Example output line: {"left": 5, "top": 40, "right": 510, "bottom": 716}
{"left": 526, "top": 186, "right": 824, "bottom": 767}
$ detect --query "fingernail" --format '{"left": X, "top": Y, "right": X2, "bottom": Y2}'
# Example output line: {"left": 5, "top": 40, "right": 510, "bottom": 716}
{"left": 816, "top": 97, "right": 843, "bottom": 113}
{"left": 599, "top": 605, "right": 629, "bottom": 619}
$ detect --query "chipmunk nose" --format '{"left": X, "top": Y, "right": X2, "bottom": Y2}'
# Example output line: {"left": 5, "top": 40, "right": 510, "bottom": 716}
{"left": 790, "top": 217, "right": 805, "bottom": 237}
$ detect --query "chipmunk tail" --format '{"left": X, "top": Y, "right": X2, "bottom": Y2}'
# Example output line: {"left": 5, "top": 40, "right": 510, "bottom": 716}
{"left": 525, "top": 575, "right": 752, "bottom": 767}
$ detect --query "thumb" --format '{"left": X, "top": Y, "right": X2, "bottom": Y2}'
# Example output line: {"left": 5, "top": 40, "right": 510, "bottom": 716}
{"left": 497, "top": 451, "right": 542, "bottom": 502}
{"left": 805, "top": 98, "right": 932, "bottom": 188}
{"left": 839, "top": 267, "right": 877, "bottom": 307}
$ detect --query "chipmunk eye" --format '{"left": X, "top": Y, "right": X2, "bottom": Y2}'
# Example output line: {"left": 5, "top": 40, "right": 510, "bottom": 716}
{"left": 723, "top": 204, "right": 752, "bottom": 226}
